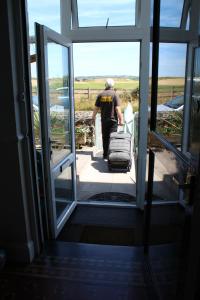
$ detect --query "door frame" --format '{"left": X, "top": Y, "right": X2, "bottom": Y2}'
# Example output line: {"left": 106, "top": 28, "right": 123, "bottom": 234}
{"left": 61, "top": 0, "right": 151, "bottom": 209}
{"left": 35, "top": 23, "right": 77, "bottom": 238}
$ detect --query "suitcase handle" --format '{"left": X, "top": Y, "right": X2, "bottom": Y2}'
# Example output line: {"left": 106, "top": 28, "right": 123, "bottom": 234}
{"left": 117, "top": 124, "right": 124, "bottom": 133}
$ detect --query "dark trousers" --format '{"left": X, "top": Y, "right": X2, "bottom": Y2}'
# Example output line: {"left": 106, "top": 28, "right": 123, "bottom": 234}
{"left": 102, "top": 120, "right": 118, "bottom": 158}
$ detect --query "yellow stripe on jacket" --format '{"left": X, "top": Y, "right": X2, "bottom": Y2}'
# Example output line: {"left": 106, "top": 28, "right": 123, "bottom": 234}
{"left": 100, "top": 96, "right": 113, "bottom": 103}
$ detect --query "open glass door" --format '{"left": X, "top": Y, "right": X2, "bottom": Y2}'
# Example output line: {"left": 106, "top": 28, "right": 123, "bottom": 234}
{"left": 35, "top": 23, "right": 76, "bottom": 238}
{"left": 144, "top": 0, "right": 198, "bottom": 298}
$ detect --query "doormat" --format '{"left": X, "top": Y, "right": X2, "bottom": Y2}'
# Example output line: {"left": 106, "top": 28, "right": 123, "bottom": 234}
{"left": 87, "top": 192, "right": 136, "bottom": 202}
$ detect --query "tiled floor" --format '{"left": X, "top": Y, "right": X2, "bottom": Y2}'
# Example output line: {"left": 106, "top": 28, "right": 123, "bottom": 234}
{"left": 76, "top": 148, "right": 136, "bottom": 202}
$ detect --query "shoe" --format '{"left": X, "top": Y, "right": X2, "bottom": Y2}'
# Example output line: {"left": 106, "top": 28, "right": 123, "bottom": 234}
{"left": 103, "top": 154, "right": 108, "bottom": 159}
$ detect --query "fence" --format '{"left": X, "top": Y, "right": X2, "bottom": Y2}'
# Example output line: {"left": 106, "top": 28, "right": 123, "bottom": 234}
{"left": 74, "top": 88, "right": 137, "bottom": 100}
{"left": 75, "top": 86, "right": 183, "bottom": 100}
{"left": 32, "top": 86, "right": 184, "bottom": 112}
{"left": 74, "top": 87, "right": 184, "bottom": 112}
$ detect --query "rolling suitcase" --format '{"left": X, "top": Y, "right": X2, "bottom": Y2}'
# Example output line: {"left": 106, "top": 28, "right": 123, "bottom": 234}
{"left": 108, "top": 131, "right": 132, "bottom": 172}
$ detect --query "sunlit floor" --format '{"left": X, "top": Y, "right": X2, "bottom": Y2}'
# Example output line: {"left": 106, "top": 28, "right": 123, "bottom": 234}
{"left": 76, "top": 147, "right": 136, "bottom": 202}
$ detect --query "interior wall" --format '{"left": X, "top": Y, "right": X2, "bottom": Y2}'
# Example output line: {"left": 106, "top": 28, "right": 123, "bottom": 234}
{"left": 0, "top": 0, "right": 37, "bottom": 262}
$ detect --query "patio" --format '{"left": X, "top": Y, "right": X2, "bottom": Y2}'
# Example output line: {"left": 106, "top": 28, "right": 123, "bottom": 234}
{"left": 76, "top": 147, "right": 136, "bottom": 203}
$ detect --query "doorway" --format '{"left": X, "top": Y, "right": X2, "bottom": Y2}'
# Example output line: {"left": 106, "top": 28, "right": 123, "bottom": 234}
{"left": 73, "top": 42, "right": 140, "bottom": 205}
{"left": 34, "top": 26, "right": 148, "bottom": 238}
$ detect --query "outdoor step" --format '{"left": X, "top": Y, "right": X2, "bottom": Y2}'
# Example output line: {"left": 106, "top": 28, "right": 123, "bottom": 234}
{"left": 58, "top": 205, "right": 184, "bottom": 246}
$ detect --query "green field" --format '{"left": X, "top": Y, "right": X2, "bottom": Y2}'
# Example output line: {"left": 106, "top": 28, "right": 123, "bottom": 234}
{"left": 74, "top": 80, "right": 139, "bottom": 90}
{"left": 73, "top": 77, "right": 184, "bottom": 111}
{"left": 32, "top": 76, "right": 184, "bottom": 92}
{"left": 31, "top": 76, "right": 185, "bottom": 112}
{"left": 157, "top": 85, "right": 183, "bottom": 93}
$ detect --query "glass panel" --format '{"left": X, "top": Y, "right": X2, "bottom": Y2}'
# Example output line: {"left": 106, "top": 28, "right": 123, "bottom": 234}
{"left": 27, "top": 0, "right": 61, "bottom": 148}
{"left": 30, "top": 44, "right": 41, "bottom": 148}
{"left": 149, "top": 147, "right": 188, "bottom": 296}
{"left": 153, "top": 145, "right": 180, "bottom": 202}
{"left": 47, "top": 42, "right": 71, "bottom": 166}
{"left": 149, "top": 137, "right": 190, "bottom": 203}
{"left": 77, "top": 0, "right": 136, "bottom": 27}
{"left": 27, "top": 0, "right": 61, "bottom": 36}
{"left": 189, "top": 48, "right": 200, "bottom": 167}
{"left": 156, "top": 43, "right": 187, "bottom": 148}
{"left": 54, "top": 165, "right": 73, "bottom": 221}
{"left": 160, "top": 0, "right": 184, "bottom": 28}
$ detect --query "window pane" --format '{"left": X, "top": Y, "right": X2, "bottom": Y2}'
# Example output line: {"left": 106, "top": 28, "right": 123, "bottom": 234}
{"left": 27, "top": 0, "right": 61, "bottom": 36}
{"left": 156, "top": 43, "right": 187, "bottom": 148}
{"left": 153, "top": 145, "right": 180, "bottom": 202}
{"left": 160, "top": 0, "right": 184, "bottom": 28}
{"left": 27, "top": 1, "right": 61, "bottom": 151}
{"left": 77, "top": 0, "right": 136, "bottom": 27}
{"left": 189, "top": 48, "right": 200, "bottom": 166}
{"left": 54, "top": 165, "right": 73, "bottom": 222}
{"left": 47, "top": 42, "right": 71, "bottom": 166}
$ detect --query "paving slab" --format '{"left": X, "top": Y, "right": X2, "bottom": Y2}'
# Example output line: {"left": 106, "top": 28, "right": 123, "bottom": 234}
{"left": 76, "top": 148, "right": 136, "bottom": 201}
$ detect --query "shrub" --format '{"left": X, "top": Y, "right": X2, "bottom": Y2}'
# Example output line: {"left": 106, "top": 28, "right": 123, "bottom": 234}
{"left": 157, "top": 111, "right": 183, "bottom": 136}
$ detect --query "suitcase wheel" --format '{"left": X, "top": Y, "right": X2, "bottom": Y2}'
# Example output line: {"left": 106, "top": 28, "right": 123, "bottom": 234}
{"left": 127, "top": 162, "right": 132, "bottom": 172}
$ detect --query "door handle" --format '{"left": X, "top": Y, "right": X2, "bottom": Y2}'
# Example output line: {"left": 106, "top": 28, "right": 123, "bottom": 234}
{"left": 172, "top": 173, "right": 195, "bottom": 189}
{"left": 172, "top": 176, "right": 190, "bottom": 189}
{"left": 60, "top": 159, "right": 70, "bottom": 173}
{"left": 49, "top": 138, "right": 53, "bottom": 159}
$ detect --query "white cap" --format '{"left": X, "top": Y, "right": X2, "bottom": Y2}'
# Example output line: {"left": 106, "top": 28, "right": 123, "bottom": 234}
{"left": 105, "top": 78, "right": 114, "bottom": 88}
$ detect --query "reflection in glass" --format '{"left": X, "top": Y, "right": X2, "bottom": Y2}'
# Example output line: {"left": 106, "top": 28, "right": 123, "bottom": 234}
{"left": 29, "top": 43, "right": 41, "bottom": 148}
{"left": 27, "top": 0, "right": 61, "bottom": 148}
{"left": 156, "top": 44, "right": 187, "bottom": 147}
{"left": 153, "top": 148, "right": 180, "bottom": 201}
{"left": 189, "top": 48, "right": 200, "bottom": 167}
{"left": 47, "top": 42, "right": 71, "bottom": 166}
{"left": 77, "top": 0, "right": 136, "bottom": 27}
{"left": 150, "top": 139, "right": 188, "bottom": 203}
{"left": 160, "top": 0, "right": 184, "bottom": 28}
{"left": 54, "top": 165, "right": 73, "bottom": 221}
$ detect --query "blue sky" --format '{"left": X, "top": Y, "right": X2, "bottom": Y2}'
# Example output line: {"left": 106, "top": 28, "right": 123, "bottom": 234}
{"left": 28, "top": 0, "right": 187, "bottom": 77}
{"left": 73, "top": 42, "right": 140, "bottom": 77}
{"left": 77, "top": 0, "right": 136, "bottom": 27}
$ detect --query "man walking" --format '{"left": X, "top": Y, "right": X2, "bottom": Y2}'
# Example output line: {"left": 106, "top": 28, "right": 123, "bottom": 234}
{"left": 92, "top": 78, "right": 123, "bottom": 159}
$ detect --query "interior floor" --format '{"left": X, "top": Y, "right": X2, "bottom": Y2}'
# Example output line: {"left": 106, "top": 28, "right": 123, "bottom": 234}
{"left": 0, "top": 241, "right": 183, "bottom": 300}
{"left": 0, "top": 204, "right": 186, "bottom": 299}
